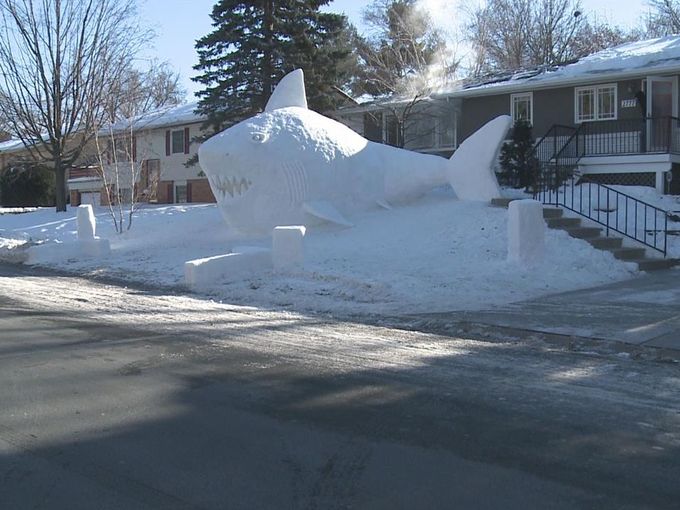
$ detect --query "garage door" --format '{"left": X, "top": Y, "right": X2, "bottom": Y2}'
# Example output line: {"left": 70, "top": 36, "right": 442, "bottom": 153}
{"left": 80, "top": 192, "right": 100, "bottom": 206}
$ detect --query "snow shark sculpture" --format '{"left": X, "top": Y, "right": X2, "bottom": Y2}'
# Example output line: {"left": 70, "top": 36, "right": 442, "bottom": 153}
{"left": 198, "top": 69, "right": 510, "bottom": 233}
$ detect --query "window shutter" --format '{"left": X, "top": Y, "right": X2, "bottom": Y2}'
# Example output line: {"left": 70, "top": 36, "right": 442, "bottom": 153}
{"left": 184, "top": 127, "right": 190, "bottom": 154}
{"left": 132, "top": 136, "right": 137, "bottom": 162}
{"left": 167, "top": 183, "right": 174, "bottom": 203}
{"left": 165, "top": 130, "right": 171, "bottom": 156}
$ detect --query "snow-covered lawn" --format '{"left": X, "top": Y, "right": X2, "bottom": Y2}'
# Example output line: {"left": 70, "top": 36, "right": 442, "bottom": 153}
{"left": 0, "top": 188, "right": 641, "bottom": 315}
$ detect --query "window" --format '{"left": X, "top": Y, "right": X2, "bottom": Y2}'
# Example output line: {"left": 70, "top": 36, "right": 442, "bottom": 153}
{"left": 511, "top": 92, "right": 533, "bottom": 125}
{"left": 171, "top": 129, "right": 185, "bottom": 154}
{"left": 175, "top": 183, "right": 187, "bottom": 203}
{"left": 575, "top": 84, "right": 617, "bottom": 123}
{"left": 409, "top": 115, "right": 435, "bottom": 149}
{"left": 385, "top": 115, "right": 403, "bottom": 147}
{"left": 363, "top": 112, "right": 383, "bottom": 142}
{"left": 437, "top": 114, "right": 455, "bottom": 148}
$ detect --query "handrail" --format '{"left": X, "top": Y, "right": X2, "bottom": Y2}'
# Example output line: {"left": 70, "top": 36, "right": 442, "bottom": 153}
{"left": 532, "top": 121, "right": 671, "bottom": 256}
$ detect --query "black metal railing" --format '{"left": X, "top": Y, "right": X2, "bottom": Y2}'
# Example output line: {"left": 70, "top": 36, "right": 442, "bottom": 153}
{"left": 535, "top": 169, "right": 669, "bottom": 255}
{"left": 575, "top": 116, "right": 680, "bottom": 157}
{"left": 531, "top": 119, "right": 673, "bottom": 256}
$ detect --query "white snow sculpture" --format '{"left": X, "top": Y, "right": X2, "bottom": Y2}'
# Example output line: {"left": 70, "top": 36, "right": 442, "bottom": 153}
{"left": 184, "top": 246, "right": 272, "bottom": 289}
{"left": 272, "top": 226, "right": 306, "bottom": 271}
{"left": 508, "top": 199, "right": 545, "bottom": 264}
{"left": 77, "top": 204, "right": 96, "bottom": 240}
{"left": 198, "top": 69, "right": 510, "bottom": 233}
{"left": 448, "top": 116, "right": 511, "bottom": 201}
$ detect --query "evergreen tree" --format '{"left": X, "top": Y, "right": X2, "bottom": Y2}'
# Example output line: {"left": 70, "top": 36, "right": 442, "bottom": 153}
{"left": 499, "top": 120, "right": 539, "bottom": 189}
{"left": 192, "top": 1, "right": 356, "bottom": 133}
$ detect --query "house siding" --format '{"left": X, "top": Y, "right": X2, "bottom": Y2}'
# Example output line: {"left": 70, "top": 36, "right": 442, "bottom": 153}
{"left": 458, "top": 76, "right": 676, "bottom": 143}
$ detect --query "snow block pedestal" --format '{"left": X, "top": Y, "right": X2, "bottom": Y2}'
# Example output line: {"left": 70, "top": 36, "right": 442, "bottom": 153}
{"left": 272, "top": 226, "right": 306, "bottom": 271}
{"left": 77, "top": 204, "right": 97, "bottom": 240}
{"left": 185, "top": 246, "right": 272, "bottom": 290}
{"left": 507, "top": 199, "right": 545, "bottom": 264}
{"left": 26, "top": 238, "right": 110, "bottom": 265}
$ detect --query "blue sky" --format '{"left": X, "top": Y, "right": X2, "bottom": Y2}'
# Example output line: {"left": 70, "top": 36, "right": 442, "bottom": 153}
{"left": 138, "top": 0, "right": 650, "bottom": 101}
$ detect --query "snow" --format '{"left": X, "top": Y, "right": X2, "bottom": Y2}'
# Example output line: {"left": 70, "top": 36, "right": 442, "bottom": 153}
{"left": 0, "top": 189, "right": 638, "bottom": 315}
{"left": 106, "top": 102, "right": 201, "bottom": 134}
{"left": 447, "top": 116, "right": 509, "bottom": 201}
{"left": 508, "top": 200, "right": 545, "bottom": 264}
{"left": 185, "top": 247, "right": 272, "bottom": 290}
{"left": 265, "top": 69, "right": 308, "bottom": 111}
{"left": 272, "top": 226, "right": 306, "bottom": 271}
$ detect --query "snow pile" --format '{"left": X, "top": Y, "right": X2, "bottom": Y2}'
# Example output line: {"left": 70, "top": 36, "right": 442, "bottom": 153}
{"left": 0, "top": 189, "right": 638, "bottom": 315}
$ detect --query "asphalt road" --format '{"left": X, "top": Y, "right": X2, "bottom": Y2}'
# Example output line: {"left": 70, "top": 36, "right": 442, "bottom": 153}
{"left": 1, "top": 264, "right": 679, "bottom": 509}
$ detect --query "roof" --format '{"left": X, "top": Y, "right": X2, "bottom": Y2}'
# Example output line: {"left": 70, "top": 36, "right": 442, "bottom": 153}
{"left": 0, "top": 138, "right": 30, "bottom": 154}
{"left": 451, "top": 35, "right": 680, "bottom": 97}
{"left": 106, "top": 102, "right": 204, "bottom": 133}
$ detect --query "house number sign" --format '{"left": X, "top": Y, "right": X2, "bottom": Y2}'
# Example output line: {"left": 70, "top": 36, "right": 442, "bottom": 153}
{"left": 621, "top": 99, "right": 637, "bottom": 108}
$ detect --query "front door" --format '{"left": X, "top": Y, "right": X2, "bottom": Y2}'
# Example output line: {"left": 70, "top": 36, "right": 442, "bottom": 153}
{"left": 646, "top": 76, "right": 678, "bottom": 151}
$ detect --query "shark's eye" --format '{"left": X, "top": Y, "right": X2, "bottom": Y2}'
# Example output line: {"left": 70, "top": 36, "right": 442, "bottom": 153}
{"left": 251, "top": 132, "right": 267, "bottom": 143}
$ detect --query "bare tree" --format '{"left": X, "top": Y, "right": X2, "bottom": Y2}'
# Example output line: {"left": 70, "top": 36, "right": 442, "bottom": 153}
{"left": 465, "top": 0, "right": 639, "bottom": 76}
{"left": 92, "top": 119, "right": 142, "bottom": 234}
{"left": 108, "top": 60, "right": 185, "bottom": 121}
{"left": 645, "top": 0, "right": 680, "bottom": 36}
{"left": 0, "top": 0, "right": 147, "bottom": 212}
{"left": 353, "top": 0, "right": 458, "bottom": 149}
{"left": 354, "top": 0, "right": 458, "bottom": 97}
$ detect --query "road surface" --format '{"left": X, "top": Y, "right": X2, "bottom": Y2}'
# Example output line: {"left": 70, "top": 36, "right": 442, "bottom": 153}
{"left": 0, "top": 264, "right": 679, "bottom": 509}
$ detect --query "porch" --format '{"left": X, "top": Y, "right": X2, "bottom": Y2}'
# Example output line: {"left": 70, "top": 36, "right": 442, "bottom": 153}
{"left": 536, "top": 117, "right": 680, "bottom": 194}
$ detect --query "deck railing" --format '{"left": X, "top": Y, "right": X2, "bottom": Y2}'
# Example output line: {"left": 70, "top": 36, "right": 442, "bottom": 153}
{"left": 530, "top": 118, "right": 673, "bottom": 256}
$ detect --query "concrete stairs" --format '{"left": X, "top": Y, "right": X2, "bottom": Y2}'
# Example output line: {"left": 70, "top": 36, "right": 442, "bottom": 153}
{"left": 490, "top": 198, "right": 679, "bottom": 271}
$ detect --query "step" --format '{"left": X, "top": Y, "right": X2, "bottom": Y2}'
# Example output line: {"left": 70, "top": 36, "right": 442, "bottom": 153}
{"left": 611, "top": 247, "right": 647, "bottom": 261}
{"left": 546, "top": 217, "right": 581, "bottom": 229}
{"left": 542, "top": 208, "right": 563, "bottom": 219}
{"left": 634, "top": 258, "right": 680, "bottom": 272}
{"left": 587, "top": 237, "right": 623, "bottom": 250}
{"left": 564, "top": 226, "right": 602, "bottom": 239}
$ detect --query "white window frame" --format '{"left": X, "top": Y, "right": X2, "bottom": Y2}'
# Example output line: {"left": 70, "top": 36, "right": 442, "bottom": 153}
{"left": 510, "top": 92, "right": 533, "bottom": 125}
{"left": 574, "top": 84, "right": 618, "bottom": 123}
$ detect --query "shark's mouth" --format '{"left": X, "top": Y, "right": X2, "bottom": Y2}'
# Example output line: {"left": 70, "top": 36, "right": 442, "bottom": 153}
{"left": 210, "top": 175, "right": 252, "bottom": 199}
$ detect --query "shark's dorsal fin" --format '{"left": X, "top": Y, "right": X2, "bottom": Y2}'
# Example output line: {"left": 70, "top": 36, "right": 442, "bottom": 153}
{"left": 303, "top": 201, "right": 353, "bottom": 227}
{"left": 265, "top": 69, "right": 308, "bottom": 111}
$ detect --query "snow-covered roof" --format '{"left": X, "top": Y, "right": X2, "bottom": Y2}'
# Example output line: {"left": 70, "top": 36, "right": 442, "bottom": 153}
{"left": 451, "top": 35, "right": 680, "bottom": 97}
{"left": 0, "top": 138, "right": 29, "bottom": 154}
{"left": 107, "top": 102, "right": 204, "bottom": 133}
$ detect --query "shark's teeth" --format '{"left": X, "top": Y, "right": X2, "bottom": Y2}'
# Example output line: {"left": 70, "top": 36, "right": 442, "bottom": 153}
{"left": 211, "top": 175, "right": 252, "bottom": 199}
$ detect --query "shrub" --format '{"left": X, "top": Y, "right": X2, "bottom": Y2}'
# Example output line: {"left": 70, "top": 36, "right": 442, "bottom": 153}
{"left": 499, "top": 120, "right": 539, "bottom": 190}
{"left": 0, "top": 163, "right": 55, "bottom": 207}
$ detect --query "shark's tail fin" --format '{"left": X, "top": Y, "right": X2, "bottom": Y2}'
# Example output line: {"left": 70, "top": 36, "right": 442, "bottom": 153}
{"left": 447, "top": 115, "right": 511, "bottom": 201}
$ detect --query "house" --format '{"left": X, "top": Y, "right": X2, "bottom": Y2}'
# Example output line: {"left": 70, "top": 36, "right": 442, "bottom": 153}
{"left": 69, "top": 103, "right": 215, "bottom": 206}
{"left": 0, "top": 103, "right": 216, "bottom": 207}
{"left": 337, "top": 35, "right": 680, "bottom": 195}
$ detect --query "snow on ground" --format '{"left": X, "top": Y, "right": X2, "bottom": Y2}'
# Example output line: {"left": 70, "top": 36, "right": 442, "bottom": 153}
{"left": 0, "top": 188, "right": 639, "bottom": 315}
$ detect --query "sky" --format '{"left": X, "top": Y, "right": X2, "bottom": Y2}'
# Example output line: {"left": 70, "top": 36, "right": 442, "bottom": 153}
{"left": 138, "top": 0, "right": 652, "bottom": 101}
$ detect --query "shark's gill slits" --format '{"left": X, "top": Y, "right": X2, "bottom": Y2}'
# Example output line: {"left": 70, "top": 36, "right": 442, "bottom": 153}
{"left": 282, "top": 160, "right": 308, "bottom": 206}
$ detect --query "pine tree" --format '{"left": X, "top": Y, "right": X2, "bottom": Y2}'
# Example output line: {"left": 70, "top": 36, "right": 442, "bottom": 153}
{"left": 499, "top": 120, "right": 539, "bottom": 189}
{"left": 192, "top": 1, "right": 355, "bottom": 133}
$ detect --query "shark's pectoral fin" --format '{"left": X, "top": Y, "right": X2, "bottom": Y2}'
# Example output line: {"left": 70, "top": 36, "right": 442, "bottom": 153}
{"left": 376, "top": 199, "right": 393, "bottom": 210}
{"left": 303, "top": 201, "right": 353, "bottom": 227}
